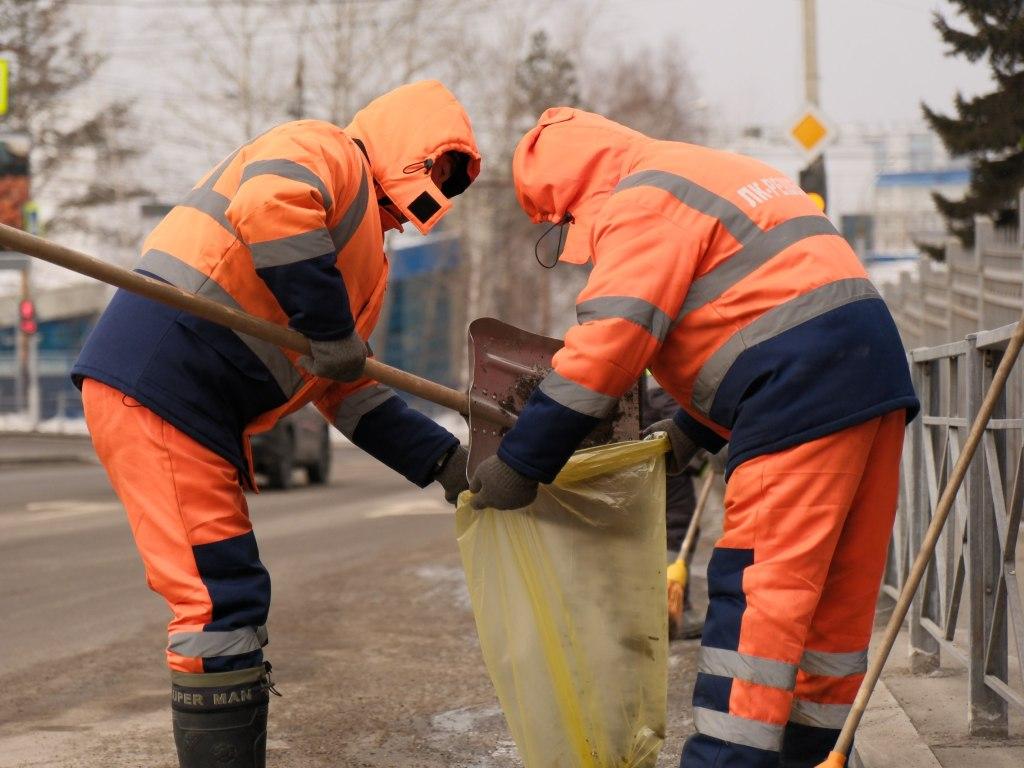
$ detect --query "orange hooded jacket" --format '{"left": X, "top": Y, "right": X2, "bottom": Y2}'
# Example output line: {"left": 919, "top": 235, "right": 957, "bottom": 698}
{"left": 73, "top": 80, "right": 480, "bottom": 487}
{"left": 497, "top": 108, "right": 917, "bottom": 482}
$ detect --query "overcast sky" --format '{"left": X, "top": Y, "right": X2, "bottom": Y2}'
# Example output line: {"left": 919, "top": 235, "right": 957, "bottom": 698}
{"left": 87, "top": 0, "right": 994, "bottom": 132}
{"left": 600, "top": 0, "right": 992, "bottom": 128}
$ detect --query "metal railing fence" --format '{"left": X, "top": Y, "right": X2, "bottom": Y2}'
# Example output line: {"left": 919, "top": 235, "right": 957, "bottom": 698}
{"left": 883, "top": 191, "right": 1024, "bottom": 350}
{"left": 884, "top": 321, "right": 1024, "bottom": 737}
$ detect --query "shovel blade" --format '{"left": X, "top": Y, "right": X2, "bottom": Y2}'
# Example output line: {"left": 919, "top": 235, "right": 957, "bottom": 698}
{"left": 467, "top": 317, "right": 641, "bottom": 476}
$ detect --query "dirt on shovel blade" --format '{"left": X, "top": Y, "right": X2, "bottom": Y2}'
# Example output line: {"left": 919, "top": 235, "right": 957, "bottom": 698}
{"left": 499, "top": 369, "right": 636, "bottom": 447}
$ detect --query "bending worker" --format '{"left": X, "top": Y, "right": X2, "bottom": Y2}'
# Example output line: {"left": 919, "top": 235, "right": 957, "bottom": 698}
{"left": 72, "top": 81, "right": 480, "bottom": 768}
{"left": 469, "top": 108, "right": 918, "bottom": 768}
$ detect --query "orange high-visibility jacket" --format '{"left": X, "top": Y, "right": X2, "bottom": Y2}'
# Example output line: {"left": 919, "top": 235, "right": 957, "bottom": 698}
{"left": 73, "top": 81, "right": 480, "bottom": 487}
{"left": 498, "top": 108, "right": 917, "bottom": 481}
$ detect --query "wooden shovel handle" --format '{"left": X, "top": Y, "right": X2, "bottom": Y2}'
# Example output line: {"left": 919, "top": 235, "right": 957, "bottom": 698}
{"left": 0, "top": 223, "right": 489, "bottom": 420}
{"left": 678, "top": 469, "right": 716, "bottom": 564}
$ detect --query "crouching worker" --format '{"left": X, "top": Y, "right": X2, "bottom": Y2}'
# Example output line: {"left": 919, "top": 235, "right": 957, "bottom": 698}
{"left": 469, "top": 108, "right": 918, "bottom": 768}
{"left": 71, "top": 81, "right": 480, "bottom": 768}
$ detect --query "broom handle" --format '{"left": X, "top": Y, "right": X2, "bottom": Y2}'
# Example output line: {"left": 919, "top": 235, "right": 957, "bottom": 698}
{"left": 677, "top": 469, "right": 716, "bottom": 564}
{"left": 830, "top": 308, "right": 1024, "bottom": 760}
{"left": 0, "top": 224, "right": 516, "bottom": 425}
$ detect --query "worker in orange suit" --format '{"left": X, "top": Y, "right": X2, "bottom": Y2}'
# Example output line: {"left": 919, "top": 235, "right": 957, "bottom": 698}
{"left": 469, "top": 108, "right": 918, "bottom": 768}
{"left": 71, "top": 81, "right": 480, "bottom": 768}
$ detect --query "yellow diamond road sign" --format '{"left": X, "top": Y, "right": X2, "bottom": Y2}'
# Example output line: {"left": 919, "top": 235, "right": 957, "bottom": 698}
{"left": 0, "top": 59, "right": 8, "bottom": 117}
{"left": 788, "top": 104, "right": 835, "bottom": 159}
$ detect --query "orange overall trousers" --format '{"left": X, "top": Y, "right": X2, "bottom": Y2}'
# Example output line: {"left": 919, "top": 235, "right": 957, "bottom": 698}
{"left": 682, "top": 411, "right": 905, "bottom": 768}
{"left": 83, "top": 378, "right": 269, "bottom": 674}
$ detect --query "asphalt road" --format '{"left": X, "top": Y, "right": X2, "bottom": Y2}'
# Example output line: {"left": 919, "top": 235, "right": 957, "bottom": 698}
{"left": 0, "top": 441, "right": 700, "bottom": 767}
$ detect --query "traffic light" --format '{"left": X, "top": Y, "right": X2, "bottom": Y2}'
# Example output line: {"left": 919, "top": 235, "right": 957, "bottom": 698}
{"left": 19, "top": 298, "right": 36, "bottom": 335}
{"left": 799, "top": 155, "right": 827, "bottom": 214}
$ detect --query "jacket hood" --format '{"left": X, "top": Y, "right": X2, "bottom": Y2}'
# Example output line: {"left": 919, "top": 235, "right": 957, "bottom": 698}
{"left": 512, "top": 107, "right": 649, "bottom": 264}
{"left": 346, "top": 80, "right": 481, "bottom": 235}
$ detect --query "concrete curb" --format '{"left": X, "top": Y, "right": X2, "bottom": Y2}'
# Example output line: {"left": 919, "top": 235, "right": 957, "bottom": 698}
{"left": 852, "top": 679, "right": 942, "bottom": 768}
{"left": 0, "top": 453, "right": 98, "bottom": 467}
{"left": 0, "top": 433, "right": 96, "bottom": 467}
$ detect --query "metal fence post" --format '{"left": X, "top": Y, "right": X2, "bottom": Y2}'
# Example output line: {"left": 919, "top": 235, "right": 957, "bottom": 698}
{"left": 966, "top": 335, "right": 1010, "bottom": 736}
{"left": 976, "top": 216, "right": 994, "bottom": 330}
{"left": 1018, "top": 190, "right": 1024, "bottom": 248}
{"left": 909, "top": 357, "right": 941, "bottom": 673}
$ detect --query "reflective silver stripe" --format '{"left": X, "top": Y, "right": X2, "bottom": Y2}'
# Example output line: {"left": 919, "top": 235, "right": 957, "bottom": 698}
{"left": 180, "top": 149, "right": 241, "bottom": 235}
{"left": 136, "top": 249, "right": 304, "bottom": 397}
{"left": 168, "top": 625, "right": 269, "bottom": 659}
{"left": 199, "top": 148, "right": 241, "bottom": 193}
{"left": 181, "top": 187, "right": 236, "bottom": 235}
{"left": 800, "top": 649, "right": 868, "bottom": 678}
{"left": 789, "top": 699, "right": 852, "bottom": 729}
{"left": 240, "top": 158, "right": 333, "bottom": 213}
{"left": 538, "top": 371, "right": 618, "bottom": 419}
{"left": 333, "top": 383, "right": 395, "bottom": 437}
{"left": 249, "top": 227, "right": 337, "bottom": 269}
{"left": 330, "top": 166, "right": 370, "bottom": 252}
{"left": 137, "top": 248, "right": 207, "bottom": 291}
{"left": 692, "top": 707, "right": 784, "bottom": 752}
{"left": 576, "top": 296, "right": 673, "bottom": 342}
{"left": 698, "top": 647, "right": 798, "bottom": 690}
{"left": 615, "top": 169, "right": 762, "bottom": 245}
{"left": 678, "top": 216, "right": 840, "bottom": 321}
{"left": 691, "top": 277, "right": 880, "bottom": 415}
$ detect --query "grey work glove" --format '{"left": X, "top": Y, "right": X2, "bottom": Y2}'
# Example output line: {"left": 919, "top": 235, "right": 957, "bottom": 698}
{"left": 643, "top": 418, "right": 699, "bottom": 476}
{"left": 299, "top": 333, "right": 367, "bottom": 382}
{"left": 469, "top": 455, "right": 539, "bottom": 510}
{"left": 434, "top": 445, "right": 469, "bottom": 505}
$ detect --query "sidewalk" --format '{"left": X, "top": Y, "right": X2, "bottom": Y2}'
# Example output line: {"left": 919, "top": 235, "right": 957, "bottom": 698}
{"left": 852, "top": 599, "right": 1024, "bottom": 768}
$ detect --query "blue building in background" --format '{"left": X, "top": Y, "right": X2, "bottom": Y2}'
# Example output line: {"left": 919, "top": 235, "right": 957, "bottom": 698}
{"left": 371, "top": 231, "right": 463, "bottom": 407}
{"left": 868, "top": 168, "right": 970, "bottom": 264}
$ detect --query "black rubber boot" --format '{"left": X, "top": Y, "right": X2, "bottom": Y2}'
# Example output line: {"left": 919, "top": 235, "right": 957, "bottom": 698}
{"left": 171, "top": 663, "right": 278, "bottom": 768}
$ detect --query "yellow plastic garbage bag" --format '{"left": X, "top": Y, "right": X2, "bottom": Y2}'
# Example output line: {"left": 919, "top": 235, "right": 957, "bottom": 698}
{"left": 456, "top": 436, "right": 669, "bottom": 768}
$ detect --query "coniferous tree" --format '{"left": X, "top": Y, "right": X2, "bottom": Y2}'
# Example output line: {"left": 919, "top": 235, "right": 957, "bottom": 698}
{"left": 497, "top": 31, "right": 585, "bottom": 333}
{"left": 0, "top": 0, "right": 149, "bottom": 240}
{"left": 923, "top": 0, "right": 1024, "bottom": 247}
{"left": 512, "top": 31, "right": 583, "bottom": 132}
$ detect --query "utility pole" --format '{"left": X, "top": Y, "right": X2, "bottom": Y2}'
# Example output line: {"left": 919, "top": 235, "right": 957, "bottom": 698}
{"left": 799, "top": 0, "right": 828, "bottom": 215}
{"left": 19, "top": 264, "right": 39, "bottom": 425}
{"left": 802, "top": 0, "right": 820, "bottom": 106}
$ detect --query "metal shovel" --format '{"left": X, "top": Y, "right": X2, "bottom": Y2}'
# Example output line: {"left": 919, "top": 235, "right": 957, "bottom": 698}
{"left": 466, "top": 317, "right": 640, "bottom": 475}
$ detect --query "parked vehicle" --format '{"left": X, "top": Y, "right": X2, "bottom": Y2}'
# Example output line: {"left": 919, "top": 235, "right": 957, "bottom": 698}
{"left": 250, "top": 404, "right": 331, "bottom": 490}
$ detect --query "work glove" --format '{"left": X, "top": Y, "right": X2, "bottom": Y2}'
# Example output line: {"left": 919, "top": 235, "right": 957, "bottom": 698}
{"left": 643, "top": 418, "right": 699, "bottom": 476}
{"left": 434, "top": 445, "right": 470, "bottom": 505}
{"left": 299, "top": 333, "right": 367, "bottom": 382}
{"left": 469, "top": 455, "right": 539, "bottom": 510}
